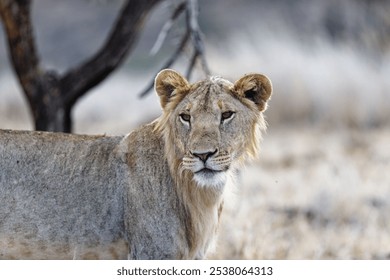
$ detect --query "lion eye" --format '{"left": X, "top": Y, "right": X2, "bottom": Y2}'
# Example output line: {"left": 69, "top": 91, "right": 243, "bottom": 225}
{"left": 179, "top": 113, "right": 191, "bottom": 123}
{"left": 221, "top": 111, "right": 235, "bottom": 121}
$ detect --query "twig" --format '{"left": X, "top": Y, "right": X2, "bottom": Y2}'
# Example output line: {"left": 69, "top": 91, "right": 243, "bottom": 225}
{"left": 185, "top": 51, "right": 198, "bottom": 81}
{"left": 150, "top": 1, "right": 186, "bottom": 55}
{"left": 138, "top": 32, "right": 190, "bottom": 97}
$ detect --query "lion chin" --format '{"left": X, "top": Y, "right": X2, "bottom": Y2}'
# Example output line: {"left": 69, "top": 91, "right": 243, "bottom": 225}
{"left": 193, "top": 168, "right": 229, "bottom": 188}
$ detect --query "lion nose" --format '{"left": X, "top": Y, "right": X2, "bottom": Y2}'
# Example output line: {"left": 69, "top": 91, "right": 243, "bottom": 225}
{"left": 192, "top": 149, "right": 218, "bottom": 163}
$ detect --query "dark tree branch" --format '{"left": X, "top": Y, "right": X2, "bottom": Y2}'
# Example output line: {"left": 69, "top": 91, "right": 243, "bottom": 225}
{"left": 0, "top": 0, "right": 40, "bottom": 103}
{"left": 60, "top": 0, "right": 162, "bottom": 107}
{"left": 138, "top": 0, "right": 210, "bottom": 98}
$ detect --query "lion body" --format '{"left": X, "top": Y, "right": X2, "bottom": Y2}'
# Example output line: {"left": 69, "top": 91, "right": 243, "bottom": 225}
{"left": 0, "top": 130, "right": 127, "bottom": 259}
{"left": 0, "top": 69, "right": 272, "bottom": 259}
{"left": 0, "top": 125, "right": 192, "bottom": 259}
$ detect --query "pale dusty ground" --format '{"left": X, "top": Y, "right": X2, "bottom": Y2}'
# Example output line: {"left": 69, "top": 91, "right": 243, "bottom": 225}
{"left": 211, "top": 126, "right": 390, "bottom": 260}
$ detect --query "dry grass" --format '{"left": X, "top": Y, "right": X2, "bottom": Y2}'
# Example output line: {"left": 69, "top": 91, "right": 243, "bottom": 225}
{"left": 211, "top": 127, "right": 390, "bottom": 259}
{"left": 207, "top": 33, "right": 390, "bottom": 129}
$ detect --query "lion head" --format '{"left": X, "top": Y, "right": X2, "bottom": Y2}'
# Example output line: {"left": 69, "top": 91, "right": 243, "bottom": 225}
{"left": 154, "top": 69, "right": 272, "bottom": 188}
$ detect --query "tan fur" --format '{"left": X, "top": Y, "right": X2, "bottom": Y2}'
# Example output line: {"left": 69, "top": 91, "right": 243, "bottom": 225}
{"left": 0, "top": 69, "right": 272, "bottom": 259}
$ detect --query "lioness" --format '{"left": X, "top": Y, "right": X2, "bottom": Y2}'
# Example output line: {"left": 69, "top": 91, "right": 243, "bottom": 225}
{"left": 0, "top": 69, "right": 272, "bottom": 259}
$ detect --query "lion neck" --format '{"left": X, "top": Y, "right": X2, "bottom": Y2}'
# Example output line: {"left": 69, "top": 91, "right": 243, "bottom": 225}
{"left": 175, "top": 166, "right": 225, "bottom": 259}
{"left": 164, "top": 137, "right": 225, "bottom": 259}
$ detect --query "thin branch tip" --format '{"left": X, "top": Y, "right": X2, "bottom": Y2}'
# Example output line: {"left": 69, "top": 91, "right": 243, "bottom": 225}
{"left": 139, "top": 0, "right": 210, "bottom": 98}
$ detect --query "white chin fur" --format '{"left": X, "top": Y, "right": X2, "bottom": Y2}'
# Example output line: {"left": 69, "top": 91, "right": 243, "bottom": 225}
{"left": 193, "top": 171, "right": 227, "bottom": 188}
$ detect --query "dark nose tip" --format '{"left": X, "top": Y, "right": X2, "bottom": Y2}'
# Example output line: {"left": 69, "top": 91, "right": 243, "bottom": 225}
{"left": 192, "top": 149, "right": 218, "bottom": 163}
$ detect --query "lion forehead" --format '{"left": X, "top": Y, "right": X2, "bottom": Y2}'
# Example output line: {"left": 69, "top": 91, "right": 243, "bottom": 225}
{"left": 177, "top": 79, "right": 239, "bottom": 112}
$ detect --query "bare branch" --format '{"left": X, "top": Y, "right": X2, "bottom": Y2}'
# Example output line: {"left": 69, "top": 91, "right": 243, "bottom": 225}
{"left": 139, "top": 0, "right": 210, "bottom": 98}
{"left": 186, "top": 0, "right": 210, "bottom": 76}
{"left": 185, "top": 51, "right": 198, "bottom": 81}
{"left": 139, "top": 32, "right": 190, "bottom": 98}
{"left": 150, "top": 1, "right": 186, "bottom": 55}
{"left": 60, "top": 0, "right": 162, "bottom": 106}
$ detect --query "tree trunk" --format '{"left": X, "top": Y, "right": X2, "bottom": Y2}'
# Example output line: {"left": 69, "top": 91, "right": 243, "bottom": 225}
{"left": 32, "top": 72, "right": 72, "bottom": 132}
{"left": 0, "top": 0, "right": 162, "bottom": 132}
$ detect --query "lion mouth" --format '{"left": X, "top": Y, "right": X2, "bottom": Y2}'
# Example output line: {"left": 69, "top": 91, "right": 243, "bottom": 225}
{"left": 195, "top": 168, "right": 221, "bottom": 175}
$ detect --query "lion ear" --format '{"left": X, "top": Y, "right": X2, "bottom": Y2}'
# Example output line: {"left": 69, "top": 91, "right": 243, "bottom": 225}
{"left": 233, "top": 73, "right": 272, "bottom": 111}
{"left": 154, "top": 69, "right": 189, "bottom": 109}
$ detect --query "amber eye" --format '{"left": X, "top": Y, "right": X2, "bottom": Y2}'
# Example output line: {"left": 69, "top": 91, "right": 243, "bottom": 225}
{"left": 221, "top": 111, "right": 235, "bottom": 121}
{"left": 179, "top": 113, "right": 191, "bottom": 122}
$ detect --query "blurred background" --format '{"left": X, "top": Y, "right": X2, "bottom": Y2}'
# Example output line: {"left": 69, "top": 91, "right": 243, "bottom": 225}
{"left": 1, "top": 0, "right": 389, "bottom": 259}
